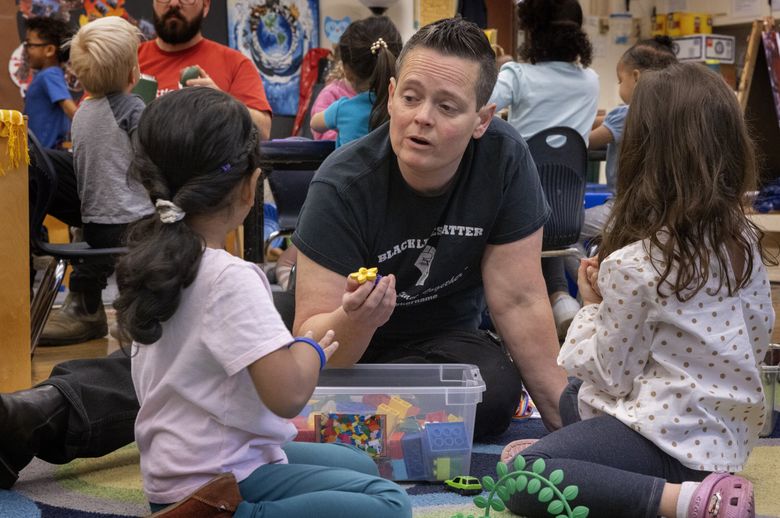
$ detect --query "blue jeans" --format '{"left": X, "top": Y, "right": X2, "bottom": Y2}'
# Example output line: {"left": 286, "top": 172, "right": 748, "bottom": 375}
{"left": 506, "top": 379, "right": 708, "bottom": 518}
{"left": 150, "top": 442, "right": 411, "bottom": 518}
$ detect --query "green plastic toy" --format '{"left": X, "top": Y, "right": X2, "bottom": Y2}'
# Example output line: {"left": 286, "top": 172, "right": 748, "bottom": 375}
{"left": 179, "top": 66, "right": 201, "bottom": 87}
{"left": 451, "top": 456, "right": 590, "bottom": 518}
{"left": 444, "top": 475, "right": 483, "bottom": 496}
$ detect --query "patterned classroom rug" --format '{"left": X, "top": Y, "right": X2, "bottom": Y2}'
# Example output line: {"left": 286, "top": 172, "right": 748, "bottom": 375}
{"left": 2, "top": 418, "right": 779, "bottom": 518}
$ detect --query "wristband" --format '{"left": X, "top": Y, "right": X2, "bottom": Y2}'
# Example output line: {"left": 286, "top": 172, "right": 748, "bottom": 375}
{"left": 290, "top": 337, "right": 327, "bottom": 371}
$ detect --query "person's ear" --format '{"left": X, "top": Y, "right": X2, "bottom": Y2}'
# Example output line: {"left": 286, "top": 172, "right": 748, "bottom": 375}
{"left": 387, "top": 77, "right": 396, "bottom": 118}
{"left": 44, "top": 44, "right": 57, "bottom": 59}
{"left": 129, "top": 65, "right": 140, "bottom": 87}
{"left": 632, "top": 68, "right": 641, "bottom": 82}
{"left": 472, "top": 102, "right": 496, "bottom": 139}
{"left": 202, "top": 0, "right": 211, "bottom": 18}
{"left": 242, "top": 168, "right": 261, "bottom": 206}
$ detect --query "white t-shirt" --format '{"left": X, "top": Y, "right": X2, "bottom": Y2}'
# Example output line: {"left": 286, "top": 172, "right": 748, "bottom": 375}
{"left": 489, "top": 61, "right": 599, "bottom": 144}
{"left": 132, "top": 248, "right": 296, "bottom": 504}
{"left": 559, "top": 238, "right": 774, "bottom": 472}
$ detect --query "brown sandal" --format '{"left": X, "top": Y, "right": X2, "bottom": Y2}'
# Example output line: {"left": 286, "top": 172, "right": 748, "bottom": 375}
{"left": 149, "top": 472, "right": 242, "bottom": 517}
{"left": 500, "top": 439, "right": 539, "bottom": 464}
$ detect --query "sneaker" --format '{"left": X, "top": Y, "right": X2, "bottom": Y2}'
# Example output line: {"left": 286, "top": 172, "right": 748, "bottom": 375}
{"left": 149, "top": 472, "right": 242, "bottom": 517}
{"left": 39, "top": 292, "right": 108, "bottom": 346}
{"left": 687, "top": 473, "right": 754, "bottom": 518}
{"left": 551, "top": 294, "right": 580, "bottom": 340}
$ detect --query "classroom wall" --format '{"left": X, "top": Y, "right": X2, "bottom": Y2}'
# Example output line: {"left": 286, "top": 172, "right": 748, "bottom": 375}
{"left": 318, "top": 0, "right": 415, "bottom": 49}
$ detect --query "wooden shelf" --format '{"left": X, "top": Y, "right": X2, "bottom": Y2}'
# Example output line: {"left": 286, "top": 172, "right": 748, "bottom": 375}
{"left": 748, "top": 212, "right": 780, "bottom": 233}
{"left": 749, "top": 213, "right": 780, "bottom": 282}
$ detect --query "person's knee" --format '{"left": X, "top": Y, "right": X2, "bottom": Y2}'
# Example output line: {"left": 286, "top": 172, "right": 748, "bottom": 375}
{"left": 475, "top": 387, "right": 519, "bottom": 438}
{"left": 332, "top": 443, "right": 380, "bottom": 476}
{"left": 371, "top": 480, "right": 412, "bottom": 518}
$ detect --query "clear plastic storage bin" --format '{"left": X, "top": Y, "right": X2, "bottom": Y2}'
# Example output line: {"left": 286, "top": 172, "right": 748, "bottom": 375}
{"left": 760, "top": 344, "right": 780, "bottom": 437}
{"left": 292, "top": 364, "right": 485, "bottom": 481}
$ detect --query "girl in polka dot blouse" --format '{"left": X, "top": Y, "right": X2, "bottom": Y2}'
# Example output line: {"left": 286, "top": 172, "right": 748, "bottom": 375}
{"left": 502, "top": 62, "right": 774, "bottom": 518}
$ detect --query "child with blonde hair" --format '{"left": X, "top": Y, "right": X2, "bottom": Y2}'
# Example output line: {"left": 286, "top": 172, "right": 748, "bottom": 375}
{"left": 501, "top": 62, "right": 772, "bottom": 518}
{"left": 40, "top": 16, "right": 154, "bottom": 345}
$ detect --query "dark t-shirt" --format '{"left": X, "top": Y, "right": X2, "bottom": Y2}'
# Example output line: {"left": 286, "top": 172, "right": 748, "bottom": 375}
{"left": 293, "top": 118, "right": 550, "bottom": 344}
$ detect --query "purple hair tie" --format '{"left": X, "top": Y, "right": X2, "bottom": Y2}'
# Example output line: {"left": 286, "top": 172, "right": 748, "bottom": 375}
{"left": 220, "top": 163, "right": 231, "bottom": 173}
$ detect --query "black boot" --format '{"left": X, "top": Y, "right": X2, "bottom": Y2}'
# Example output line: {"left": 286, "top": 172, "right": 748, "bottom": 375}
{"left": 0, "top": 385, "right": 69, "bottom": 489}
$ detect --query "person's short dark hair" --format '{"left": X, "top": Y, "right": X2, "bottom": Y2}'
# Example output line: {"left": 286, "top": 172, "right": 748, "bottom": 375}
{"left": 25, "top": 16, "right": 74, "bottom": 63}
{"left": 517, "top": 0, "right": 592, "bottom": 67}
{"left": 621, "top": 35, "right": 677, "bottom": 70}
{"left": 396, "top": 17, "right": 497, "bottom": 109}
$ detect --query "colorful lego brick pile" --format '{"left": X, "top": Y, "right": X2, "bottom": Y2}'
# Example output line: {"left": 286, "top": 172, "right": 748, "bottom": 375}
{"left": 292, "top": 394, "right": 472, "bottom": 482}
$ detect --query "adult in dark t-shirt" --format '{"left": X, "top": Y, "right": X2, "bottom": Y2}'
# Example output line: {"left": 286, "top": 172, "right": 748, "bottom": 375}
{"left": 293, "top": 18, "right": 568, "bottom": 437}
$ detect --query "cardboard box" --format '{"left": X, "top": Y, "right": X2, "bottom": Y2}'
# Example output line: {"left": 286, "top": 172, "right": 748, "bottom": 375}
{"left": 293, "top": 364, "right": 486, "bottom": 481}
{"left": 673, "top": 34, "right": 735, "bottom": 64}
{"left": 652, "top": 14, "right": 667, "bottom": 36}
{"left": 666, "top": 12, "right": 713, "bottom": 36}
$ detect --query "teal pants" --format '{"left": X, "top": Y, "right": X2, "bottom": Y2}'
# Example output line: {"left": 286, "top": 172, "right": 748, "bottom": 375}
{"left": 150, "top": 442, "right": 411, "bottom": 518}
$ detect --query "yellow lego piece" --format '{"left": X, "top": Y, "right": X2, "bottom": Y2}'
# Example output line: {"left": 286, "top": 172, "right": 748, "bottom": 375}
{"left": 447, "top": 414, "right": 463, "bottom": 422}
{"left": 377, "top": 403, "right": 400, "bottom": 432}
{"left": 388, "top": 396, "right": 413, "bottom": 419}
{"left": 433, "top": 457, "right": 451, "bottom": 480}
{"left": 349, "top": 267, "right": 378, "bottom": 284}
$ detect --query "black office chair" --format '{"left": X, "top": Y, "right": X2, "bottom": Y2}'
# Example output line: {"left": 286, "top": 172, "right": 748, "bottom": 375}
{"left": 28, "top": 130, "right": 127, "bottom": 354}
{"left": 526, "top": 127, "right": 588, "bottom": 258}
{"left": 258, "top": 139, "right": 335, "bottom": 258}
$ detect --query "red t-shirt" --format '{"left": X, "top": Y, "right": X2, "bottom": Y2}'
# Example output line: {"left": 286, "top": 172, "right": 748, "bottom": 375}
{"left": 138, "top": 38, "right": 271, "bottom": 113}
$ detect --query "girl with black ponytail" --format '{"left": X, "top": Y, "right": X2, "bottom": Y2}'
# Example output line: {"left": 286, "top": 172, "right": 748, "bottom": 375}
{"left": 116, "top": 87, "right": 411, "bottom": 518}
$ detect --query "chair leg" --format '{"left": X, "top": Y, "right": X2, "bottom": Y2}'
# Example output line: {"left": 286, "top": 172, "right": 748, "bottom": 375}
{"left": 30, "top": 258, "right": 67, "bottom": 356}
{"left": 263, "top": 229, "right": 292, "bottom": 263}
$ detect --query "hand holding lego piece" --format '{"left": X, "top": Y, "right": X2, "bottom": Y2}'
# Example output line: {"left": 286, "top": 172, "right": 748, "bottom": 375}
{"left": 349, "top": 267, "right": 380, "bottom": 285}
{"left": 342, "top": 272, "right": 396, "bottom": 328}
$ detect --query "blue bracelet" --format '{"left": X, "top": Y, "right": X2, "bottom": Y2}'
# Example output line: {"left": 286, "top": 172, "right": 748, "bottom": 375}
{"left": 290, "top": 337, "right": 327, "bottom": 371}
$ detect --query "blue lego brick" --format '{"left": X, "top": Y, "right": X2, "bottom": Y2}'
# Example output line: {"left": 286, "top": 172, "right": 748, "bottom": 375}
{"left": 401, "top": 432, "right": 430, "bottom": 480}
{"left": 422, "top": 422, "right": 470, "bottom": 456}
{"left": 390, "top": 459, "right": 408, "bottom": 480}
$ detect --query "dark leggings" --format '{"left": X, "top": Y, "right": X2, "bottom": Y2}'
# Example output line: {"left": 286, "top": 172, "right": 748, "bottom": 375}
{"left": 506, "top": 379, "right": 708, "bottom": 518}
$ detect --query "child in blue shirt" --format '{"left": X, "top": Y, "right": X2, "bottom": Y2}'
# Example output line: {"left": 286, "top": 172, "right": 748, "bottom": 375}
{"left": 23, "top": 17, "right": 76, "bottom": 149}
{"left": 310, "top": 16, "right": 401, "bottom": 147}
{"left": 582, "top": 36, "right": 676, "bottom": 242}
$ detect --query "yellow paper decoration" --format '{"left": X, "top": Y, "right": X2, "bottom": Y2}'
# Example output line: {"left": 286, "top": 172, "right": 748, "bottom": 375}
{"left": 0, "top": 110, "right": 29, "bottom": 176}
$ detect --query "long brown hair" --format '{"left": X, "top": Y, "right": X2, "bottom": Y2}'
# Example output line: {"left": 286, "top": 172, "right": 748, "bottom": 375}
{"left": 599, "top": 62, "right": 773, "bottom": 301}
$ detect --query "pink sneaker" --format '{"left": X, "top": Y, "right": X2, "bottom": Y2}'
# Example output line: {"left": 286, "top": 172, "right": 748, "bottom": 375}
{"left": 688, "top": 473, "right": 754, "bottom": 518}
{"left": 500, "top": 439, "right": 539, "bottom": 464}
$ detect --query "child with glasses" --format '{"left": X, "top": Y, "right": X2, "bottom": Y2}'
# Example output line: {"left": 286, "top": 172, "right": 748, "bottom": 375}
{"left": 22, "top": 16, "right": 76, "bottom": 149}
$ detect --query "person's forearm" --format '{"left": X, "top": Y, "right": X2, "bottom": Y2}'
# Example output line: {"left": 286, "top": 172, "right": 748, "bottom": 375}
{"left": 249, "top": 108, "right": 271, "bottom": 140}
{"left": 294, "top": 308, "right": 377, "bottom": 367}
{"left": 492, "top": 296, "right": 568, "bottom": 430}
